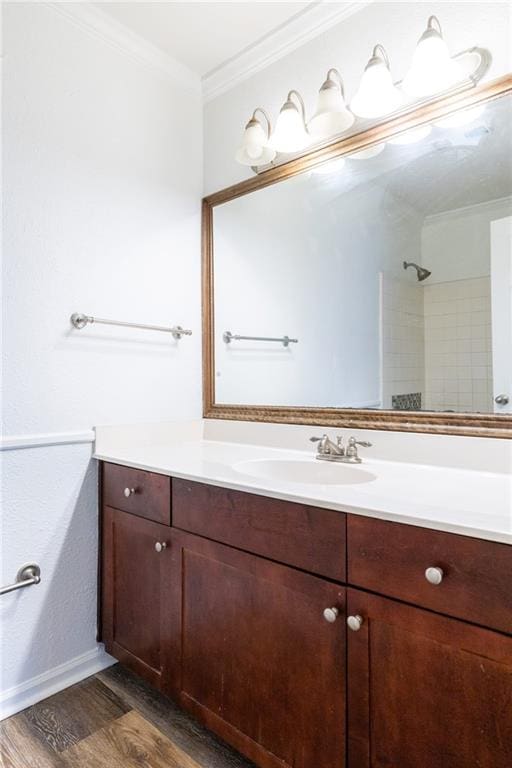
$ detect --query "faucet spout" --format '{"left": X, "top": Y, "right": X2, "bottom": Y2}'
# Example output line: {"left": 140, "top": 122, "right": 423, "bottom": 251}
{"left": 310, "top": 434, "right": 344, "bottom": 457}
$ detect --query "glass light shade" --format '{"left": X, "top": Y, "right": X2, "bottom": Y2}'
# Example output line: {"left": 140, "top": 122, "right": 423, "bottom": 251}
{"left": 351, "top": 58, "right": 403, "bottom": 119}
{"left": 235, "top": 117, "right": 276, "bottom": 166}
{"left": 402, "top": 30, "right": 465, "bottom": 97}
{"left": 308, "top": 82, "right": 354, "bottom": 139}
{"left": 269, "top": 102, "right": 310, "bottom": 153}
{"left": 434, "top": 105, "right": 484, "bottom": 128}
{"left": 388, "top": 125, "right": 432, "bottom": 145}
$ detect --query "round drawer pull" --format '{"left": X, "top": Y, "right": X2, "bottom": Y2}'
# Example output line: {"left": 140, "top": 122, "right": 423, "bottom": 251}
{"left": 347, "top": 615, "right": 364, "bottom": 632}
{"left": 425, "top": 566, "right": 444, "bottom": 585}
{"left": 323, "top": 607, "right": 339, "bottom": 623}
{"left": 154, "top": 542, "right": 167, "bottom": 553}
{"left": 123, "top": 487, "right": 135, "bottom": 498}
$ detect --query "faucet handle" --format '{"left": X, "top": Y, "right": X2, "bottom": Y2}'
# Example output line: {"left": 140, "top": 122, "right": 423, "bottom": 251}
{"left": 348, "top": 437, "right": 372, "bottom": 448}
{"left": 310, "top": 434, "right": 328, "bottom": 454}
{"left": 345, "top": 436, "right": 372, "bottom": 463}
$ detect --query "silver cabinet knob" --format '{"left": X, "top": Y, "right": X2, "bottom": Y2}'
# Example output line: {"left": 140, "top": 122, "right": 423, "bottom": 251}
{"left": 425, "top": 566, "right": 444, "bottom": 585}
{"left": 323, "top": 607, "right": 339, "bottom": 623}
{"left": 123, "top": 487, "right": 135, "bottom": 498}
{"left": 154, "top": 542, "right": 167, "bottom": 553}
{"left": 495, "top": 394, "right": 509, "bottom": 406}
{"left": 347, "top": 614, "right": 364, "bottom": 632}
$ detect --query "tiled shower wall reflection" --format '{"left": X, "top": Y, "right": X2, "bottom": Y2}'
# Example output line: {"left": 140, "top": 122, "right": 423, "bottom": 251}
{"left": 381, "top": 274, "right": 493, "bottom": 413}
{"left": 381, "top": 275, "right": 425, "bottom": 410}
{"left": 423, "top": 277, "right": 493, "bottom": 413}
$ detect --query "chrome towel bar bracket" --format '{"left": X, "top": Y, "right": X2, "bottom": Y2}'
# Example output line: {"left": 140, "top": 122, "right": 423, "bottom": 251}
{"left": 1, "top": 563, "right": 41, "bottom": 596}
{"left": 223, "top": 331, "right": 298, "bottom": 347}
{"left": 71, "top": 313, "right": 192, "bottom": 340}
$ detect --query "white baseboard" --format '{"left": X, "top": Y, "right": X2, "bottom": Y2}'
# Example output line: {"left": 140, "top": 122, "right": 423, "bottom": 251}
{"left": 0, "top": 645, "right": 116, "bottom": 720}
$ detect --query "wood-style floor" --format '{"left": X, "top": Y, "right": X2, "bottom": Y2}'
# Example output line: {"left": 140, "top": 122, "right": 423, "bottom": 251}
{"left": 0, "top": 664, "right": 254, "bottom": 768}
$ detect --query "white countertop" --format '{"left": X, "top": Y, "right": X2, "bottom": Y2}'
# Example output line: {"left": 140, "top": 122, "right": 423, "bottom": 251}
{"left": 94, "top": 420, "right": 512, "bottom": 545}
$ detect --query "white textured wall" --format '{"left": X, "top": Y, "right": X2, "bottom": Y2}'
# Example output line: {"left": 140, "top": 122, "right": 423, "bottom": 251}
{"left": 1, "top": 2, "right": 202, "bottom": 716}
{"left": 214, "top": 175, "right": 422, "bottom": 407}
{"left": 421, "top": 198, "right": 512, "bottom": 284}
{"left": 204, "top": 1, "right": 512, "bottom": 194}
{"left": 1, "top": 445, "right": 99, "bottom": 692}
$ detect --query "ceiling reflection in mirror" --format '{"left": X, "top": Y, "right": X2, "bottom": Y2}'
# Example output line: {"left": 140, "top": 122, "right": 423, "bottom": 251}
{"left": 212, "top": 94, "right": 512, "bottom": 415}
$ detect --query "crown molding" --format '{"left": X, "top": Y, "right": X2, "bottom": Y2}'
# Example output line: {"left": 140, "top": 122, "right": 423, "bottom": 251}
{"left": 423, "top": 194, "right": 512, "bottom": 226}
{"left": 44, "top": 2, "right": 200, "bottom": 92}
{"left": 202, "top": 0, "right": 372, "bottom": 103}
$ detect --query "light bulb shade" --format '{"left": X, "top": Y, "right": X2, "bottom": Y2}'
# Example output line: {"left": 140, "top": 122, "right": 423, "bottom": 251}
{"left": 402, "top": 23, "right": 465, "bottom": 97}
{"left": 308, "top": 80, "right": 354, "bottom": 138}
{"left": 235, "top": 116, "right": 276, "bottom": 166}
{"left": 351, "top": 56, "right": 403, "bottom": 118}
{"left": 269, "top": 101, "right": 310, "bottom": 153}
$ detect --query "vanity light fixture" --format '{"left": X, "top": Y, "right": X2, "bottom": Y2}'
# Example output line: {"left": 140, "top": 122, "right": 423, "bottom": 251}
{"left": 234, "top": 16, "right": 491, "bottom": 170}
{"left": 402, "top": 16, "right": 465, "bottom": 98}
{"left": 350, "top": 45, "right": 403, "bottom": 118}
{"left": 235, "top": 108, "right": 276, "bottom": 166}
{"left": 308, "top": 69, "right": 354, "bottom": 139}
{"left": 269, "top": 90, "right": 310, "bottom": 153}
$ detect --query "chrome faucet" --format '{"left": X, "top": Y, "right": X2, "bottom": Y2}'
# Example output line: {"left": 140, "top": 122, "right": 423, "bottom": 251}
{"left": 310, "top": 434, "right": 372, "bottom": 464}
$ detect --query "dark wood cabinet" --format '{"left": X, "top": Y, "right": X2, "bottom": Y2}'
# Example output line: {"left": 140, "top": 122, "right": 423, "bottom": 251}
{"left": 99, "top": 463, "right": 512, "bottom": 768}
{"left": 101, "top": 506, "right": 176, "bottom": 691}
{"left": 348, "top": 515, "right": 512, "bottom": 634}
{"left": 346, "top": 588, "right": 512, "bottom": 768}
{"left": 103, "top": 462, "right": 171, "bottom": 524}
{"left": 172, "top": 531, "right": 346, "bottom": 768}
{"left": 172, "top": 478, "right": 346, "bottom": 580}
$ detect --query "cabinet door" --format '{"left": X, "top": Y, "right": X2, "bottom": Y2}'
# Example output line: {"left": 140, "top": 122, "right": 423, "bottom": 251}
{"left": 347, "top": 588, "right": 512, "bottom": 768}
{"left": 101, "top": 506, "right": 175, "bottom": 691}
{"left": 174, "top": 531, "right": 346, "bottom": 768}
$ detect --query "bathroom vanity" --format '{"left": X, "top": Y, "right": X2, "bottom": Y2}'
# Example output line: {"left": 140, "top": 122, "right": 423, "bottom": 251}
{"left": 97, "top": 444, "right": 512, "bottom": 768}
{"left": 97, "top": 75, "right": 512, "bottom": 768}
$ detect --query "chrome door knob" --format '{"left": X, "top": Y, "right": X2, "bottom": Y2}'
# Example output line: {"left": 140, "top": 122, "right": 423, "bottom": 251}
{"left": 425, "top": 566, "right": 444, "bottom": 585}
{"left": 347, "top": 615, "right": 364, "bottom": 632}
{"left": 495, "top": 394, "right": 509, "bottom": 406}
{"left": 154, "top": 542, "right": 167, "bottom": 553}
{"left": 124, "top": 487, "right": 135, "bottom": 498}
{"left": 323, "top": 607, "right": 339, "bottom": 623}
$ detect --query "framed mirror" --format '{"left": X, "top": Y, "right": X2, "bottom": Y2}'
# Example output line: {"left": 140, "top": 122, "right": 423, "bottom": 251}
{"left": 203, "top": 76, "right": 512, "bottom": 437}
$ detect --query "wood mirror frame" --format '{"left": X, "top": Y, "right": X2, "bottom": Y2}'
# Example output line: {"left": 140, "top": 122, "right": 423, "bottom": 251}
{"left": 202, "top": 74, "right": 512, "bottom": 438}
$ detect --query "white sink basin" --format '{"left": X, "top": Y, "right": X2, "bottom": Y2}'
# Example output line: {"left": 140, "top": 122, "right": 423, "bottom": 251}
{"left": 233, "top": 458, "right": 376, "bottom": 486}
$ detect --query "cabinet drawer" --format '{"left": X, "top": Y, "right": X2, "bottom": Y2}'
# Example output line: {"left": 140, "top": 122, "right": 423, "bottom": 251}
{"left": 172, "top": 479, "right": 346, "bottom": 581}
{"left": 102, "top": 463, "right": 171, "bottom": 525}
{"left": 347, "top": 515, "right": 512, "bottom": 634}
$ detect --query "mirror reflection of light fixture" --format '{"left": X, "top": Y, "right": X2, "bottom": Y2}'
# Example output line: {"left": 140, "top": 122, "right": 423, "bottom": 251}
{"left": 388, "top": 125, "right": 432, "bottom": 145}
{"left": 235, "top": 108, "right": 276, "bottom": 166}
{"left": 348, "top": 143, "right": 386, "bottom": 160}
{"left": 310, "top": 157, "right": 346, "bottom": 175}
{"left": 434, "top": 104, "right": 485, "bottom": 128}
{"left": 269, "top": 90, "right": 310, "bottom": 153}
{"left": 350, "top": 45, "right": 403, "bottom": 118}
{"left": 308, "top": 69, "right": 354, "bottom": 139}
{"left": 402, "top": 16, "right": 466, "bottom": 98}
